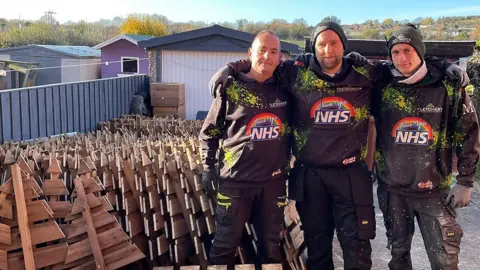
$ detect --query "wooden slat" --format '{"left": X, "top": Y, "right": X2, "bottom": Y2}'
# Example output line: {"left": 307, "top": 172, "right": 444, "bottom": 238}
{"left": 30, "top": 220, "right": 66, "bottom": 245}
{"left": 24, "top": 178, "right": 42, "bottom": 196}
{"left": 49, "top": 201, "right": 73, "bottom": 218}
{"left": 121, "top": 160, "right": 141, "bottom": 208}
{"left": 157, "top": 234, "right": 169, "bottom": 255}
{"left": 0, "top": 224, "right": 10, "bottom": 245}
{"left": 65, "top": 224, "right": 129, "bottom": 264}
{"left": 0, "top": 197, "right": 13, "bottom": 219}
{"left": 68, "top": 209, "right": 117, "bottom": 239}
{"left": 153, "top": 211, "right": 165, "bottom": 231}
{"left": 22, "top": 183, "right": 40, "bottom": 200}
{"left": 71, "top": 192, "right": 103, "bottom": 215}
{"left": 0, "top": 180, "right": 13, "bottom": 194}
{"left": 6, "top": 243, "right": 68, "bottom": 270}
{"left": 70, "top": 177, "right": 105, "bottom": 269}
{"left": 41, "top": 179, "right": 69, "bottom": 196}
{"left": 52, "top": 255, "right": 93, "bottom": 270}
{"left": 127, "top": 211, "right": 143, "bottom": 238}
{"left": 0, "top": 249, "right": 6, "bottom": 270}
{"left": 104, "top": 244, "right": 145, "bottom": 270}
{"left": 26, "top": 200, "right": 54, "bottom": 222}
{"left": 11, "top": 164, "right": 35, "bottom": 269}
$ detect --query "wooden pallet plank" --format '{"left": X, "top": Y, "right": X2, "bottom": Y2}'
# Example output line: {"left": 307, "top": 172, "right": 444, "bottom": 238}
{"left": 11, "top": 164, "right": 35, "bottom": 269}
{"left": 26, "top": 200, "right": 54, "bottom": 222}
{"left": 104, "top": 244, "right": 145, "bottom": 270}
{"left": 41, "top": 179, "right": 69, "bottom": 196}
{"left": 30, "top": 220, "right": 66, "bottom": 245}
{"left": 65, "top": 225, "right": 130, "bottom": 264}
{"left": 0, "top": 195, "right": 13, "bottom": 219}
{"left": 49, "top": 201, "right": 73, "bottom": 218}
{"left": 71, "top": 177, "right": 105, "bottom": 269}
{"left": 68, "top": 209, "right": 117, "bottom": 239}
{"left": 7, "top": 243, "right": 68, "bottom": 269}
{"left": 0, "top": 224, "right": 10, "bottom": 245}
{"left": 0, "top": 249, "right": 6, "bottom": 270}
{"left": 71, "top": 192, "right": 103, "bottom": 215}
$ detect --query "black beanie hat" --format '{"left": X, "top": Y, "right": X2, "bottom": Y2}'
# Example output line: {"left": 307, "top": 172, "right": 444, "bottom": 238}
{"left": 311, "top": 20, "right": 348, "bottom": 53}
{"left": 387, "top": 23, "right": 426, "bottom": 61}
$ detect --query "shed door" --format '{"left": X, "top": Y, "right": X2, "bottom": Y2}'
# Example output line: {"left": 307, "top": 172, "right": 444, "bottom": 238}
{"left": 161, "top": 50, "right": 247, "bottom": 120}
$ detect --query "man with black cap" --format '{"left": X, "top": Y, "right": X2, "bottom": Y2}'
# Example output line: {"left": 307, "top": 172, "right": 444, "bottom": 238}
{"left": 209, "top": 20, "right": 377, "bottom": 270}
{"left": 370, "top": 24, "right": 480, "bottom": 270}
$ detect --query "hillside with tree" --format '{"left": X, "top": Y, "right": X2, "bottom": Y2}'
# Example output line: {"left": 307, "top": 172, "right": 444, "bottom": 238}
{"left": 0, "top": 14, "right": 479, "bottom": 49}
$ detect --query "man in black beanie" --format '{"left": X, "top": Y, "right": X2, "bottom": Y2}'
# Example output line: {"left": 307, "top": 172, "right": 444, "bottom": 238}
{"left": 208, "top": 21, "right": 377, "bottom": 270}
{"left": 371, "top": 24, "right": 479, "bottom": 270}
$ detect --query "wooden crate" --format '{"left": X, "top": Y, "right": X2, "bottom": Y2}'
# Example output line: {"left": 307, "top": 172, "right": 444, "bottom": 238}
{"left": 150, "top": 83, "right": 185, "bottom": 107}
{"left": 153, "top": 106, "right": 185, "bottom": 119}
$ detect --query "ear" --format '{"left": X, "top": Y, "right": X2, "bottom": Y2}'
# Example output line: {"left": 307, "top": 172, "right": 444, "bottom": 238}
{"left": 248, "top": 48, "right": 252, "bottom": 60}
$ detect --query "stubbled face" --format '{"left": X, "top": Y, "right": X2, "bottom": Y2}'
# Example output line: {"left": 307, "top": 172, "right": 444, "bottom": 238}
{"left": 391, "top": 43, "right": 422, "bottom": 77}
{"left": 249, "top": 33, "right": 281, "bottom": 76}
{"left": 314, "top": 30, "right": 344, "bottom": 73}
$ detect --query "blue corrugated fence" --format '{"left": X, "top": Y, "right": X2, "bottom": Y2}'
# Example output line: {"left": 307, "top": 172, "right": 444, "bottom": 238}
{"left": 0, "top": 75, "right": 149, "bottom": 143}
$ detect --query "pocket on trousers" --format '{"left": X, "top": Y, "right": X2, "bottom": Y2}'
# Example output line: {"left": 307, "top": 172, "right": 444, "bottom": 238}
{"left": 440, "top": 223, "right": 463, "bottom": 255}
{"left": 356, "top": 205, "right": 376, "bottom": 240}
{"left": 350, "top": 166, "right": 375, "bottom": 240}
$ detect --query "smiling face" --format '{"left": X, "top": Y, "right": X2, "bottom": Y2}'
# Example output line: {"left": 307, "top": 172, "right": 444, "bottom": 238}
{"left": 248, "top": 32, "right": 281, "bottom": 77}
{"left": 391, "top": 43, "right": 422, "bottom": 77}
{"left": 314, "top": 29, "right": 344, "bottom": 74}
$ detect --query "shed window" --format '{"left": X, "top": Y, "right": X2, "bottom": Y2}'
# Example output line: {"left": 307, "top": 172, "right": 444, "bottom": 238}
{"left": 121, "top": 57, "right": 139, "bottom": 73}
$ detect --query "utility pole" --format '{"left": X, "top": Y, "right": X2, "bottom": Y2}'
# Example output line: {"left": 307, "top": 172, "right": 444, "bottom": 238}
{"left": 44, "top": 10, "right": 57, "bottom": 24}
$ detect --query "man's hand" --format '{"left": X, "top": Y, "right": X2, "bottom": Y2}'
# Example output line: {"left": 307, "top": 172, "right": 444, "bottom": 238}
{"left": 446, "top": 184, "right": 472, "bottom": 208}
{"left": 209, "top": 66, "right": 231, "bottom": 98}
{"left": 446, "top": 64, "right": 470, "bottom": 87}
{"left": 202, "top": 169, "right": 218, "bottom": 198}
{"left": 345, "top": 51, "right": 369, "bottom": 67}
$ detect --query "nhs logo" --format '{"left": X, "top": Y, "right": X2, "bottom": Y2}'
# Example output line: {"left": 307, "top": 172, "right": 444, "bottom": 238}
{"left": 392, "top": 117, "right": 432, "bottom": 146}
{"left": 395, "top": 130, "right": 429, "bottom": 146}
{"left": 310, "top": 97, "right": 354, "bottom": 125}
{"left": 250, "top": 125, "right": 280, "bottom": 141}
{"left": 315, "top": 110, "right": 351, "bottom": 124}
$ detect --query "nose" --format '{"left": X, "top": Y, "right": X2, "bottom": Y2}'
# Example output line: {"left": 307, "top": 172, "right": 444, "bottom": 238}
{"left": 400, "top": 53, "right": 408, "bottom": 62}
{"left": 324, "top": 44, "right": 334, "bottom": 55}
{"left": 263, "top": 51, "right": 270, "bottom": 60}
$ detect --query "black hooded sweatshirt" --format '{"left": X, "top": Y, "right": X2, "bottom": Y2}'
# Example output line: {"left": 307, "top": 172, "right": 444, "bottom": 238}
{"left": 372, "top": 62, "right": 480, "bottom": 197}
{"left": 199, "top": 73, "right": 291, "bottom": 188}
{"left": 227, "top": 55, "right": 374, "bottom": 167}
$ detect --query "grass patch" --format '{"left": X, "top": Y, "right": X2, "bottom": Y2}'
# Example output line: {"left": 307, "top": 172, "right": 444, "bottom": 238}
{"left": 282, "top": 39, "right": 305, "bottom": 49}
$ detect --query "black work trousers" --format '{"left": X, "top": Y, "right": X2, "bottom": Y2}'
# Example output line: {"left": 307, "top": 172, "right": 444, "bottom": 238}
{"left": 294, "top": 163, "right": 375, "bottom": 270}
{"left": 209, "top": 180, "right": 286, "bottom": 269}
{"left": 377, "top": 183, "right": 463, "bottom": 270}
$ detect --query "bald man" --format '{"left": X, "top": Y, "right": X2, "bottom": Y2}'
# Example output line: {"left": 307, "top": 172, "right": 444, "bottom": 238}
{"left": 199, "top": 30, "right": 291, "bottom": 269}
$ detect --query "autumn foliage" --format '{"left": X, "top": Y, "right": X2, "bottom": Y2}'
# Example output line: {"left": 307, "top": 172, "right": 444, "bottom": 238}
{"left": 120, "top": 14, "right": 167, "bottom": 37}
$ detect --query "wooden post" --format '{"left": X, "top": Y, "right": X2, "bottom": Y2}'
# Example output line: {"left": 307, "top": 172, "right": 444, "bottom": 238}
{"left": 11, "top": 164, "right": 35, "bottom": 270}
{"left": 74, "top": 177, "right": 105, "bottom": 269}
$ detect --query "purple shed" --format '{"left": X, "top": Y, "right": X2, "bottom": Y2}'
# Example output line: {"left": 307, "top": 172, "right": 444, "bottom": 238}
{"left": 94, "top": 34, "right": 152, "bottom": 78}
